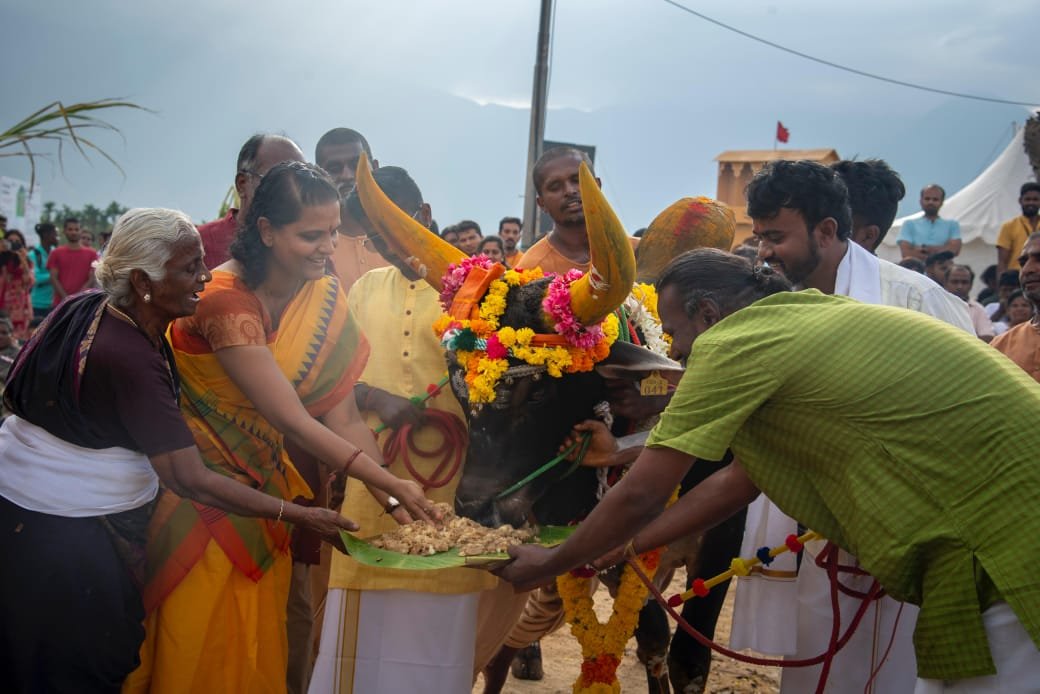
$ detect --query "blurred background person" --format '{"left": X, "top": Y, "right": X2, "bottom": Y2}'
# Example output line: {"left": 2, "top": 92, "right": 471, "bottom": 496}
{"left": 0, "top": 230, "right": 35, "bottom": 339}
{"left": 476, "top": 235, "right": 507, "bottom": 265}
{"left": 454, "top": 220, "right": 483, "bottom": 256}
{"left": 30, "top": 222, "right": 59, "bottom": 326}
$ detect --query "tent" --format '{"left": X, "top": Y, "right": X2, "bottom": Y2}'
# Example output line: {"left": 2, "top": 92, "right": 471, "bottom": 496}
{"left": 878, "top": 125, "right": 1036, "bottom": 292}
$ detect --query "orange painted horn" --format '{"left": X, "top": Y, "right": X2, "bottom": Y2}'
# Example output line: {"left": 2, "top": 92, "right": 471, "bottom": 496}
{"left": 355, "top": 153, "right": 465, "bottom": 291}
{"left": 568, "top": 162, "right": 636, "bottom": 325}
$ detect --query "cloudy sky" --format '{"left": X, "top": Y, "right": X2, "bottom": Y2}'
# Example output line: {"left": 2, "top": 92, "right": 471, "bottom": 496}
{"left": 2, "top": 0, "right": 1037, "bottom": 235}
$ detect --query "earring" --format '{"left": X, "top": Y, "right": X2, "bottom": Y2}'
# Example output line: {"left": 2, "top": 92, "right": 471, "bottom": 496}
{"left": 144, "top": 293, "right": 151, "bottom": 303}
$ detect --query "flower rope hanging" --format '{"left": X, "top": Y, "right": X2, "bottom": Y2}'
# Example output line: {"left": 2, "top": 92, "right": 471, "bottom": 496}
{"left": 557, "top": 486, "right": 680, "bottom": 693}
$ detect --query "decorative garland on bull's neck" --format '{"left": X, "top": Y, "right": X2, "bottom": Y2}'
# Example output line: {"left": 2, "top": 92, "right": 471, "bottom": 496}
{"left": 433, "top": 256, "right": 620, "bottom": 407}
{"left": 626, "top": 283, "right": 671, "bottom": 354}
{"left": 557, "top": 486, "right": 680, "bottom": 694}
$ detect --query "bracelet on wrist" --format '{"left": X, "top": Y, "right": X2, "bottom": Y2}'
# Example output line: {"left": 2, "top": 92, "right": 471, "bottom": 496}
{"left": 343, "top": 447, "right": 363, "bottom": 476}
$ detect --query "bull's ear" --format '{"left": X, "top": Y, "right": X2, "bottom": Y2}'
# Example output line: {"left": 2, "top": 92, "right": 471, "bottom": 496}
{"left": 594, "top": 341, "right": 682, "bottom": 380}
{"left": 355, "top": 153, "right": 465, "bottom": 291}
{"left": 568, "top": 163, "right": 636, "bottom": 325}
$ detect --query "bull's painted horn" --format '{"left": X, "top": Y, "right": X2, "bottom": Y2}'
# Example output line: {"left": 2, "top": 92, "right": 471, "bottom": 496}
{"left": 568, "top": 162, "right": 636, "bottom": 325}
{"left": 355, "top": 152, "right": 465, "bottom": 291}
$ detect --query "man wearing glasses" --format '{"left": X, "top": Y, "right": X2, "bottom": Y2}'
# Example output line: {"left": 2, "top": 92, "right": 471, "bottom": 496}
{"left": 315, "top": 127, "right": 390, "bottom": 292}
{"left": 198, "top": 133, "right": 304, "bottom": 270}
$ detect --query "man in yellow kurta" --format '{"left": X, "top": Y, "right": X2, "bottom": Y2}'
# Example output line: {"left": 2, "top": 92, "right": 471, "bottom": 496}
{"left": 309, "top": 166, "right": 497, "bottom": 694}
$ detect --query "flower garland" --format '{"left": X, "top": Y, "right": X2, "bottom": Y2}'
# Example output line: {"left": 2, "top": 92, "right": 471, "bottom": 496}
{"left": 434, "top": 262, "right": 620, "bottom": 406}
{"left": 558, "top": 486, "right": 680, "bottom": 693}
{"left": 624, "top": 282, "right": 670, "bottom": 356}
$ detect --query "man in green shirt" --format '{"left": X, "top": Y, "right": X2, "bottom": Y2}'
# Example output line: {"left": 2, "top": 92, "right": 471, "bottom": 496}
{"left": 499, "top": 249, "right": 1040, "bottom": 689}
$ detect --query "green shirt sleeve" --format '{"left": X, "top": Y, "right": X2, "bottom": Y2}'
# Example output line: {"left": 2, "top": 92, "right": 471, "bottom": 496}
{"left": 646, "top": 336, "right": 780, "bottom": 461}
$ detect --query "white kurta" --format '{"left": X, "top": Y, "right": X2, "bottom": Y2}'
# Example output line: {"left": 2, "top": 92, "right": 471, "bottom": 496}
{"left": 730, "top": 242, "right": 975, "bottom": 693}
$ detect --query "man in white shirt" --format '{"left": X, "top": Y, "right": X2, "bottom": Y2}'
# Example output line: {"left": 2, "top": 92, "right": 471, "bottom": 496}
{"left": 731, "top": 159, "right": 972, "bottom": 693}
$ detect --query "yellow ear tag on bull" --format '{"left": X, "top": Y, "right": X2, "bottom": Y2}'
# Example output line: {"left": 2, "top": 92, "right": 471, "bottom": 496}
{"left": 640, "top": 371, "right": 669, "bottom": 397}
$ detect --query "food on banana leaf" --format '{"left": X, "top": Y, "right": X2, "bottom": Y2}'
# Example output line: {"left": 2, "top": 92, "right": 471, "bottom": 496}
{"left": 370, "top": 502, "right": 534, "bottom": 557}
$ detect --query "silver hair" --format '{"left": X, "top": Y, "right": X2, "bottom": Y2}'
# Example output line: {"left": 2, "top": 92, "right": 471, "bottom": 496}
{"left": 95, "top": 208, "right": 199, "bottom": 307}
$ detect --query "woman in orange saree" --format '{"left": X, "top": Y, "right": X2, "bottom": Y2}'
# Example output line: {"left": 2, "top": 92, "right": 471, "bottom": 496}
{"left": 124, "top": 163, "right": 437, "bottom": 694}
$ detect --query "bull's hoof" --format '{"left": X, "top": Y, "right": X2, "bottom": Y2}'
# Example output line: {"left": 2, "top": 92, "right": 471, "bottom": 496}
{"left": 640, "top": 651, "right": 671, "bottom": 694}
{"left": 670, "top": 674, "right": 706, "bottom": 694}
{"left": 510, "top": 643, "right": 544, "bottom": 681}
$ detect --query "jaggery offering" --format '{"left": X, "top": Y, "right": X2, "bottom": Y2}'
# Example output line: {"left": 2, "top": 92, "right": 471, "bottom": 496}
{"left": 369, "top": 502, "right": 534, "bottom": 556}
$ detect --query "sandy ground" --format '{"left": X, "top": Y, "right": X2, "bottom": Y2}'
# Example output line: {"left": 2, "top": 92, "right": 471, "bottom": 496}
{"left": 474, "top": 570, "right": 780, "bottom": 693}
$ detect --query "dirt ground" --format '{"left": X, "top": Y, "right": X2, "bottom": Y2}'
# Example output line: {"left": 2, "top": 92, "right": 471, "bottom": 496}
{"left": 474, "top": 570, "right": 780, "bottom": 693}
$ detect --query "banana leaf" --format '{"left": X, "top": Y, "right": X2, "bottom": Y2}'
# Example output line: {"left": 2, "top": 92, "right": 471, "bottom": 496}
{"left": 342, "top": 525, "right": 576, "bottom": 571}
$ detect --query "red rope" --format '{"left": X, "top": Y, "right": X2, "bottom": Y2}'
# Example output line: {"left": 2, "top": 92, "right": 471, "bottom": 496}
{"left": 627, "top": 541, "right": 884, "bottom": 692}
{"left": 382, "top": 409, "right": 467, "bottom": 490}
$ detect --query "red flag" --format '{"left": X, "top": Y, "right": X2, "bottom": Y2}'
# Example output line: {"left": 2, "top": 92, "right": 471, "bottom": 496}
{"left": 776, "top": 121, "right": 790, "bottom": 143}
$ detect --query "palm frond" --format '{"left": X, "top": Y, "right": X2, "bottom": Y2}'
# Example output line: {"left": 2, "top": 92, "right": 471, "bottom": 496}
{"left": 0, "top": 99, "right": 149, "bottom": 190}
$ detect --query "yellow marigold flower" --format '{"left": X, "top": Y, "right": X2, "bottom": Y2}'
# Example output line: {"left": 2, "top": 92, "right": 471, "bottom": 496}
{"left": 515, "top": 327, "right": 535, "bottom": 346}
{"left": 497, "top": 326, "right": 517, "bottom": 347}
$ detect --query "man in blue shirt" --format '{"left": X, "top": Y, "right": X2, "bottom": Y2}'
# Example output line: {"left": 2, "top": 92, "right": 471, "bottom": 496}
{"left": 898, "top": 184, "right": 961, "bottom": 260}
{"left": 29, "top": 222, "right": 58, "bottom": 326}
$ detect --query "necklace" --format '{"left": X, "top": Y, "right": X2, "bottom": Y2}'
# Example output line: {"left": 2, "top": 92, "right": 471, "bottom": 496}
{"left": 106, "top": 302, "right": 179, "bottom": 398}
{"left": 106, "top": 303, "right": 161, "bottom": 347}
{"left": 107, "top": 303, "right": 141, "bottom": 329}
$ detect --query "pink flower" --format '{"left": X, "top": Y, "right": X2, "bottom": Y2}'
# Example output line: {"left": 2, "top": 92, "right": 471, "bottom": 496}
{"left": 485, "top": 334, "right": 508, "bottom": 360}
{"left": 439, "top": 256, "right": 495, "bottom": 310}
{"left": 542, "top": 271, "right": 609, "bottom": 348}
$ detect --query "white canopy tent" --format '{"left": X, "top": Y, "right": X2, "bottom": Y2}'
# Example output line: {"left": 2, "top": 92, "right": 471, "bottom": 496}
{"left": 878, "top": 125, "right": 1036, "bottom": 292}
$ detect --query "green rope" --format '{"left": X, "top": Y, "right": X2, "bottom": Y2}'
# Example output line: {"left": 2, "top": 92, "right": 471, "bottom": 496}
{"left": 495, "top": 432, "right": 591, "bottom": 500}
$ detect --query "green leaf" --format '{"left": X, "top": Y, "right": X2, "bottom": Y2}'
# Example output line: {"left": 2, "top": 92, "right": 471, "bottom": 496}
{"left": 341, "top": 525, "right": 576, "bottom": 571}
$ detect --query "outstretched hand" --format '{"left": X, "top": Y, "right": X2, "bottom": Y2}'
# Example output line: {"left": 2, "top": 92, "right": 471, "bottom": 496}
{"left": 591, "top": 544, "right": 627, "bottom": 572}
{"left": 559, "top": 420, "right": 618, "bottom": 468}
{"left": 392, "top": 479, "right": 443, "bottom": 525}
{"left": 301, "top": 506, "right": 359, "bottom": 554}
{"left": 493, "top": 543, "right": 562, "bottom": 593}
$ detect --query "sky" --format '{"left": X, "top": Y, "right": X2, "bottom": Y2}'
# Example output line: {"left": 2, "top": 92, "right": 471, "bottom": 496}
{"left": 2, "top": 0, "right": 1038, "bottom": 237}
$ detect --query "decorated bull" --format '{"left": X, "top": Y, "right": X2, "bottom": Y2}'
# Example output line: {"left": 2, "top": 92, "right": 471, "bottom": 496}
{"left": 356, "top": 156, "right": 678, "bottom": 526}
{"left": 355, "top": 154, "right": 739, "bottom": 693}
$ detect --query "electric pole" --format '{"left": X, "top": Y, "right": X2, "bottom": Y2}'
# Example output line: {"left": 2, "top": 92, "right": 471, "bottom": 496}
{"left": 521, "top": 0, "right": 553, "bottom": 250}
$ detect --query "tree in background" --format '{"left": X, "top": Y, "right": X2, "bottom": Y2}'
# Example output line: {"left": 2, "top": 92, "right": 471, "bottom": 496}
{"left": 40, "top": 200, "right": 129, "bottom": 235}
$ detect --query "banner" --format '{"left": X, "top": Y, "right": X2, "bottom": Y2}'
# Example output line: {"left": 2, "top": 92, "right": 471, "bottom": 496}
{"left": 0, "top": 177, "right": 43, "bottom": 246}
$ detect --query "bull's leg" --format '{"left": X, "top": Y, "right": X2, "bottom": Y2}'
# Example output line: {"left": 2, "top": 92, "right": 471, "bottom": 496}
{"left": 510, "top": 642, "right": 543, "bottom": 681}
{"left": 667, "top": 509, "right": 747, "bottom": 694}
{"left": 481, "top": 645, "right": 518, "bottom": 694}
{"left": 634, "top": 600, "right": 671, "bottom": 694}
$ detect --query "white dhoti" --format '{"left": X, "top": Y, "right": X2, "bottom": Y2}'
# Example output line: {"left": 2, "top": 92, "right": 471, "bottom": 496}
{"left": 780, "top": 541, "right": 918, "bottom": 693}
{"left": 729, "top": 496, "right": 800, "bottom": 654}
{"left": 309, "top": 588, "right": 478, "bottom": 694}
{"left": 913, "top": 603, "right": 1040, "bottom": 693}
{"left": 731, "top": 498, "right": 920, "bottom": 692}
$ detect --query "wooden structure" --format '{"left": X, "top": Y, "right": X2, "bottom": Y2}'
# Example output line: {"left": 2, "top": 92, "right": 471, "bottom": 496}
{"left": 715, "top": 148, "right": 840, "bottom": 245}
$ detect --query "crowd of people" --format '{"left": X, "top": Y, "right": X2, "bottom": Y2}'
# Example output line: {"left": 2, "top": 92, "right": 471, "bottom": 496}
{"left": 0, "top": 122, "right": 1038, "bottom": 694}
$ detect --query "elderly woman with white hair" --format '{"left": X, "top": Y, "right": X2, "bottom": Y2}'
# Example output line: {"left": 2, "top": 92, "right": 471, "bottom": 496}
{"left": 0, "top": 208, "right": 360, "bottom": 693}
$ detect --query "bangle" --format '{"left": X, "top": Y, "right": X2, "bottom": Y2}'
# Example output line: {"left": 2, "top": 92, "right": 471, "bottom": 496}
{"left": 276, "top": 498, "right": 285, "bottom": 523}
{"left": 623, "top": 538, "right": 638, "bottom": 560}
{"left": 343, "top": 447, "right": 363, "bottom": 476}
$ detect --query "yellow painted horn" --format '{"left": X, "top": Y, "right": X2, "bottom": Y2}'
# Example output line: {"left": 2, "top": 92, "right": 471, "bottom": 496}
{"left": 355, "top": 153, "right": 465, "bottom": 291}
{"left": 568, "top": 162, "right": 636, "bottom": 325}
